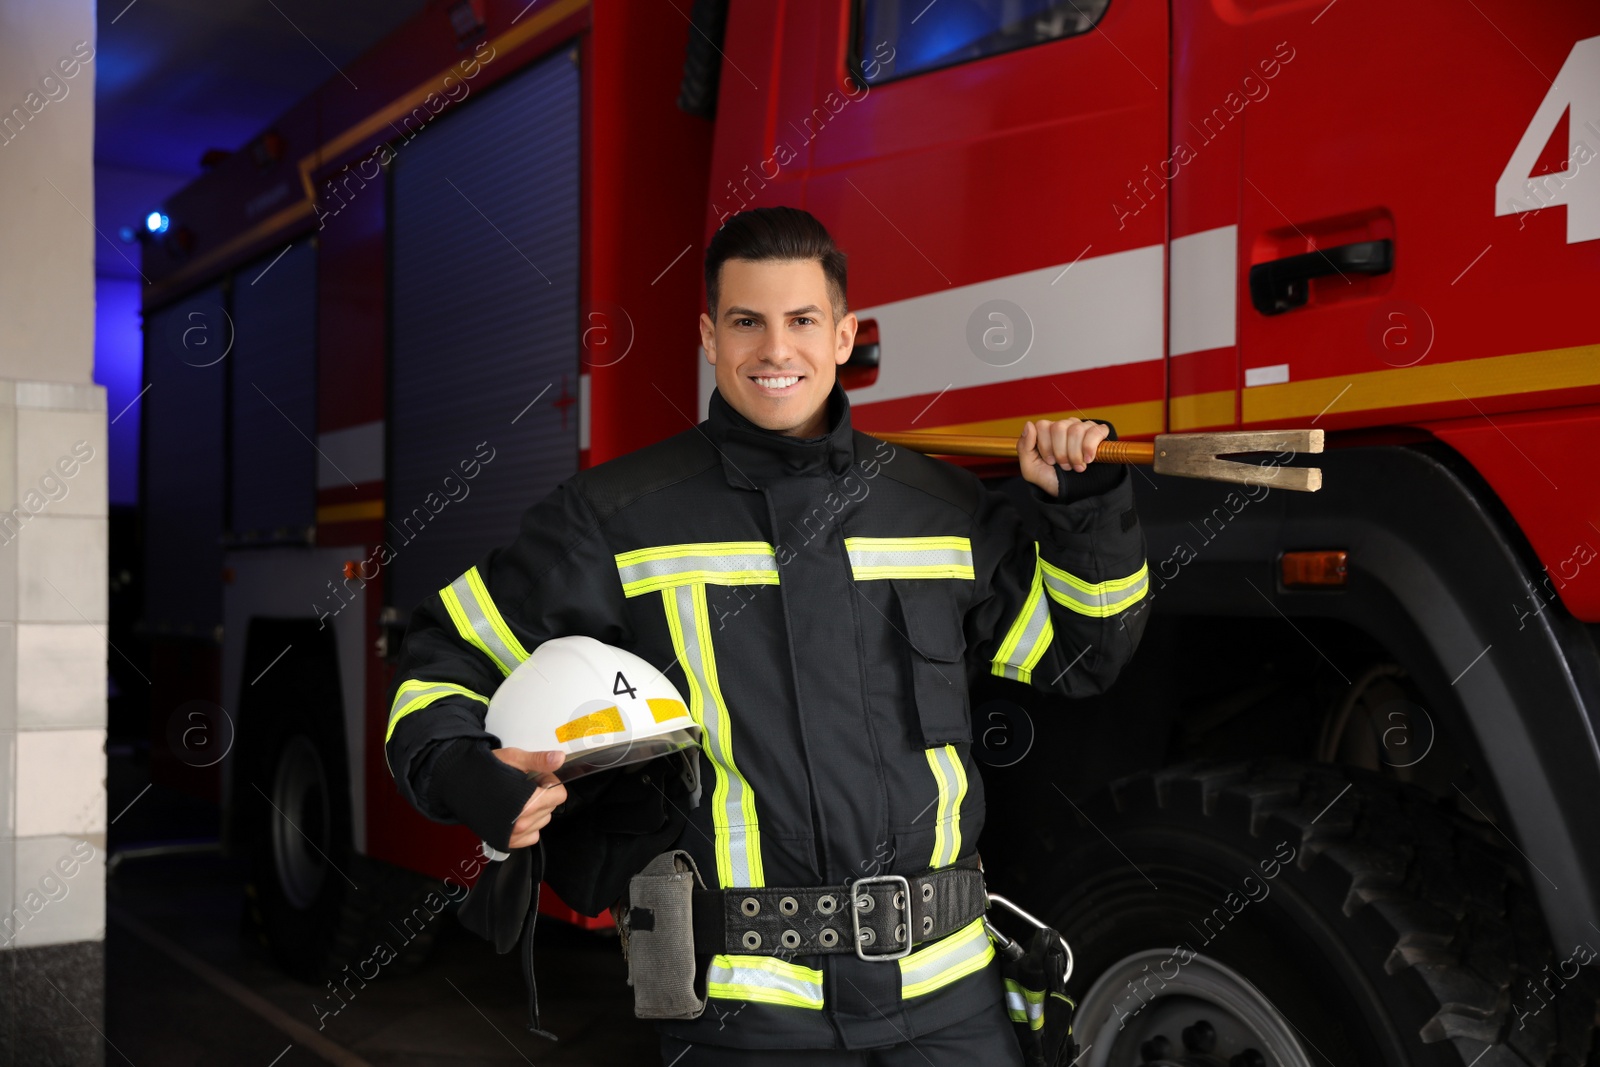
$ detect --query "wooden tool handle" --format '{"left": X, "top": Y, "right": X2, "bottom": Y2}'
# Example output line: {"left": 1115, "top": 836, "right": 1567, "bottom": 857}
{"left": 871, "top": 431, "right": 1157, "bottom": 464}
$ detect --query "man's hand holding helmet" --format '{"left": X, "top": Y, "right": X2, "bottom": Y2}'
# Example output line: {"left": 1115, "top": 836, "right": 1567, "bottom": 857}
{"left": 473, "top": 636, "right": 701, "bottom": 859}
{"left": 492, "top": 747, "right": 568, "bottom": 848}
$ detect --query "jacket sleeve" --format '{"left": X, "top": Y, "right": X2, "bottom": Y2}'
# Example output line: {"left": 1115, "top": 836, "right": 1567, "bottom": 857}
{"left": 965, "top": 423, "right": 1151, "bottom": 699}
{"left": 383, "top": 479, "right": 633, "bottom": 847}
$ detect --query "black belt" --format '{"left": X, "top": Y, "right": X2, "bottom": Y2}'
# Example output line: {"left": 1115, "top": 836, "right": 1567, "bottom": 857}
{"left": 691, "top": 860, "right": 987, "bottom": 961}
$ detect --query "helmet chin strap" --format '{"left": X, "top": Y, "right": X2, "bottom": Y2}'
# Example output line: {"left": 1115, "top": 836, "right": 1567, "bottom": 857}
{"left": 680, "top": 747, "right": 703, "bottom": 809}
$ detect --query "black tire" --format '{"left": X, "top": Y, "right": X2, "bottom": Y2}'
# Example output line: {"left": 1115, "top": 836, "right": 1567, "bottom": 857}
{"left": 1015, "top": 761, "right": 1599, "bottom": 1066}
{"left": 241, "top": 639, "right": 443, "bottom": 982}
{"left": 326, "top": 853, "right": 447, "bottom": 979}
{"left": 243, "top": 648, "right": 356, "bottom": 981}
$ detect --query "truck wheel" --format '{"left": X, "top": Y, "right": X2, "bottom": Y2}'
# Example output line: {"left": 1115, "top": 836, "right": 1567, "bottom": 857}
{"left": 242, "top": 646, "right": 444, "bottom": 982}
{"left": 327, "top": 853, "right": 447, "bottom": 979}
{"left": 1025, "top": 762, "right": 1598, "bottom": 1067}
{"left": 246, "top": 697, "right": 355, "bottom": 981}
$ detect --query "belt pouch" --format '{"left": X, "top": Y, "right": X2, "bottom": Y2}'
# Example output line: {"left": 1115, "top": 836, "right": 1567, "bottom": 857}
{"left": 623, "top": 850, "right": 707, "bottom": 1020}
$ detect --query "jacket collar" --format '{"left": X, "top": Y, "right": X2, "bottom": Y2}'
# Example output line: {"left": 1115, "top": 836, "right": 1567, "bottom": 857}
{"left": 704, "top": 380, "right": 856, "bottom": 489}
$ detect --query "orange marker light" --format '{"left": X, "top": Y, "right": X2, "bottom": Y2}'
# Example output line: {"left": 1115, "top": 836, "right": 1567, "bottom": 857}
{"left": 1281, "top": 550, "right": 1348, "bottom": 587}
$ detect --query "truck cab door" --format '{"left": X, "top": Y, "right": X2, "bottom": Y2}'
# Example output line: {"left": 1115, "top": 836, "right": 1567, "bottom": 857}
{"left": 710, "top": 0, "right": 1171, "bottom": 437}
{"left": 1231, "top": 1, "right": 1600, "bottom": 430}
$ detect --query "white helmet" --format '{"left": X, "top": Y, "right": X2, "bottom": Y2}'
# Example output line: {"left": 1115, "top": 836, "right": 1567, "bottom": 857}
{"left": 485, "top": 635, "right": 700, "bottom": 784}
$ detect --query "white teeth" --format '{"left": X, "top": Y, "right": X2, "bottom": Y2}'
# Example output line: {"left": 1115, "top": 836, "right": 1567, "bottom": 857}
{"left": 754, "top": 375, "right": 799, "bottom": 389}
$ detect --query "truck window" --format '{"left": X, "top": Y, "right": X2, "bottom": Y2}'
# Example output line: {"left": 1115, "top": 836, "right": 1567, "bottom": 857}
{"left": 855, "top": 0, "right": 1111, "bottom": 83}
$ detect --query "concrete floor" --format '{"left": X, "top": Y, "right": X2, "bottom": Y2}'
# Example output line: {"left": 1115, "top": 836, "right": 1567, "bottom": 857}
{"left": 104, "top": 748, "right": 660, "bottom": 1066}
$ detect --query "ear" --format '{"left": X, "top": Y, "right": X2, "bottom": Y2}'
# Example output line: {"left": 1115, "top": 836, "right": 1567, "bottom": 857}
{"left": 700, "top": 312, "right": 717, "bottom": 365}
{"left": 834, "top": 311, "right": 858, "bottom": 366}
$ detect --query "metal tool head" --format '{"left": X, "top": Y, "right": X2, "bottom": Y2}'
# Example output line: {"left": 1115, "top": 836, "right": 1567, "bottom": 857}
{"left": 1151, "top": 429, "right": 1324, "bottom": 492}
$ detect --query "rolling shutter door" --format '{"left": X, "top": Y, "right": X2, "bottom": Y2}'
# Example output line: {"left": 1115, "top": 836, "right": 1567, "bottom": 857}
{"left": 143, "top": 285, "right": 228, "bottom": 634}
{"left": 388, "top": 45, "right": 581, "bottom": 613}
{"left": 229, "top": 239, "right": 317, "bottom": 539}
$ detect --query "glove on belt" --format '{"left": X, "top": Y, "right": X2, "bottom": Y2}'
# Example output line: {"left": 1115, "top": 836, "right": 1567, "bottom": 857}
{"left": 690, "top": 860, "right": 987, "bottom": 960}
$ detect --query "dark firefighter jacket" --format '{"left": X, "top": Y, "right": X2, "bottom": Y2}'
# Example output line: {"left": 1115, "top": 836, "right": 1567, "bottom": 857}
{"left": 385, "top": 380, "right": 1151, "bottom": 1051}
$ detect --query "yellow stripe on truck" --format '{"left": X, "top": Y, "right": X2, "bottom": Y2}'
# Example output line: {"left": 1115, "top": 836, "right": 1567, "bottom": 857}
{"left": 1242, "top": 343, "right": 1600, "bottom": 424}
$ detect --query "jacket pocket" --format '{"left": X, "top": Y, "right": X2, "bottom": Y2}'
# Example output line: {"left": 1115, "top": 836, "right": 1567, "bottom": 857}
{"left": 892, "top": 580, "right": 971, "bottom": 747}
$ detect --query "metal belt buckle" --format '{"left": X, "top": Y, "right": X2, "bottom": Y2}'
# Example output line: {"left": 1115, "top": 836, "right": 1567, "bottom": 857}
{"left": 849, "top": 874, "right": 913, "bottom": 961}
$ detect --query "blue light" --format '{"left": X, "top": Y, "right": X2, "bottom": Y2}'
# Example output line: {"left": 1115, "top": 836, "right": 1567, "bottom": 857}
{"left": 145, "top": 211, "right": 169, "bottom": 234}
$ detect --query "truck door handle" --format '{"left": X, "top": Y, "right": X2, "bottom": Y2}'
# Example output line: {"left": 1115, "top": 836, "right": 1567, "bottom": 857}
{"left": 841, "top": 317, "right": 880, "bottom": 389}
{"left": 1248, "top": 239, "right": 1393, "bottom": 315}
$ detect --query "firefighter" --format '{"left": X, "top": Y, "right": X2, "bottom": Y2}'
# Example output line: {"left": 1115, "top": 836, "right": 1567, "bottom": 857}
{"left": 385, "top": 206, "right": 1150, "bottom": 1065}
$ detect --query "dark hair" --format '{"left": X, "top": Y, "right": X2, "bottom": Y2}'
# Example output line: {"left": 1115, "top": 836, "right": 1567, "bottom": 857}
{"left": 704, "top": 206, "right": 848, "bottom": 321}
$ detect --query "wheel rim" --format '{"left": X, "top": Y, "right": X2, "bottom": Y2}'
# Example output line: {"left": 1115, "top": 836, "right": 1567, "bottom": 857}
{"left": 270, "top": 734, "right": 330, "bottom": 909}
{"left": 1074, "top": 949, "right": 1312, "bottom": 1067}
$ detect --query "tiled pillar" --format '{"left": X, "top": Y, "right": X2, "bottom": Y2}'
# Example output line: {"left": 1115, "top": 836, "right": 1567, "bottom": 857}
{"left": 0, "top": 0, "right": 105, "bottom": 1061}
{"left": 0, "top": 382, "right": 108, "bottom": 1064}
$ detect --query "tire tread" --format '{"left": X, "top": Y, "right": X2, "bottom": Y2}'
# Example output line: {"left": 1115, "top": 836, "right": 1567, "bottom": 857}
{"left": 1073, "top": 760, "right": 1599, "bottom": 1067}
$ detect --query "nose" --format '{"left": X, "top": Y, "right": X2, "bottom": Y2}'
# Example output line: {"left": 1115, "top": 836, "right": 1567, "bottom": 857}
{"left": 757, "top": 322, "right": 795, "bottom": 363}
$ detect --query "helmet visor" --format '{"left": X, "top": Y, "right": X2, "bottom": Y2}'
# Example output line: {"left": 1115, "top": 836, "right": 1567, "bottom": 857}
{"left": 555, "top": 727, "right": 700, "bottom": 781}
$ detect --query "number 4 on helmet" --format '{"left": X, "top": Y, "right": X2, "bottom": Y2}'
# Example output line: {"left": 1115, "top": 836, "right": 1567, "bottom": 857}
{"left": 480, "top": 635, "right": 702, "bottom": 861}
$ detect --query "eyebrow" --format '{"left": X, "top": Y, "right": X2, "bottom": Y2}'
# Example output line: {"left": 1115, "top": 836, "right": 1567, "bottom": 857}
{"left": 723, "top": 304, "right": 825, "bottom": 321}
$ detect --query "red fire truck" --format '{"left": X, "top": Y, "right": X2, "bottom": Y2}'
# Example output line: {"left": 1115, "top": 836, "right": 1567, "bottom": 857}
{"left": 140, "top": 0, "right": 1600, "bottom": 1062}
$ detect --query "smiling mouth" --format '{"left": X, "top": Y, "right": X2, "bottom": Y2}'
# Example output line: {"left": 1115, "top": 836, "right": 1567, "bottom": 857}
{"left": 750, "top": 374, "right": 802, "bottom": 391}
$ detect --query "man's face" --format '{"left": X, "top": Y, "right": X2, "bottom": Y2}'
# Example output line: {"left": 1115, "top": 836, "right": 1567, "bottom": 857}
{"left": 700, "top": 258, "right": 858, "bottom": 437}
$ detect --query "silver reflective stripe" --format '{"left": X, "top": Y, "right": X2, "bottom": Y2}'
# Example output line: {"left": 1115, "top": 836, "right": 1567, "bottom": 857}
{"left": 665, "top": 583, "right": 764, "bottom": 888}
{"left": 388, "top": 680, "right": 480, "bottom": 732}
{"left": 618, "top": 552, "right": 777, "bottom": 589}
{"left": 925, "top": 745, "right": 967, "bottom": 868}
{"left": 1005, "top": 987, "right": 1044, "bottom": 1026}
{"left": 384, "top": 679, "right": 489, "bottom": 768}
{"left": 899, "top": 917, "right": 995, "bottom": 998}
{"left": 615, "top": 542, "right": 780, "bottom": 597}
{"left": 706, "top": 955, "right": 824, "bottom": 1009}
{"left": 991, "top": 549, "right": 1053, "bottom": 684}
{"left": 440, "top": 567, "right": 529, "bottom": 676}
{"left": 851, "top": 547, "right": 971, "bottom": 569}
{"left": 845, "top": 536, "right": 974, "bottom": 579}
{"left": 1040, "top": 559, "right": 1151, "bottom": 617}
{"left": 1004, "top": 980, "right": 1046, "bottom": 1028}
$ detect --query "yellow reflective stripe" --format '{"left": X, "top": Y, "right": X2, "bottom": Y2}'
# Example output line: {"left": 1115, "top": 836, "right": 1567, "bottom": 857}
{"left": 1054, "top": 990, "right": 1077, "bottom": 1033}
{"left": 626, "top": 568, "right": 779, "bottom": 596}
{"left": 845, "top": 536, "right": 974, "bottom": 581}
{"left": 384, "top": 679, "right": 489, "bottom": 769}
{"left": 1004, "top": 979, "right": 1047, "bottom": 1029}
{"left": 899, "top": 917, "right": 995, "bottom": 999}
{"left": 615, "top": 542, "right": 780, "bottom": 597}
{"left": 852, "top": 567, "right": 974, "bottom": 580}
{"left": 845, "top": 536, "right": 973, "bottom": 551}
{"left": 620, "top": 540, "right": 776, "bottom": 563}
{"left": 647, "top": 697, "right": 688, "bottom": 723}
{"left": 707, "top": 955, "right": 824, "bottom": 1009}
{"left": 926, "top": 749, "right": 951, "bottom": 867}
{"left": 662, "top": 583, "right": 764, "bottom": 888}
{"left": 1039, "top": 558, "right": 1150, "bottom": 617}
{"left": 925, "top": 745, "right": 968, "bottom": 868}
{"left": 439, "top": 566, "right": 529, "bottom": 676}
{"left": 694, "top": 582, "right": 764, "bottom": 886}
{"left": 990, "top": 545, "right": 1054, "bottom": 685}
{"left": 554, "top": 705, "right": 624, "bottom": 743}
